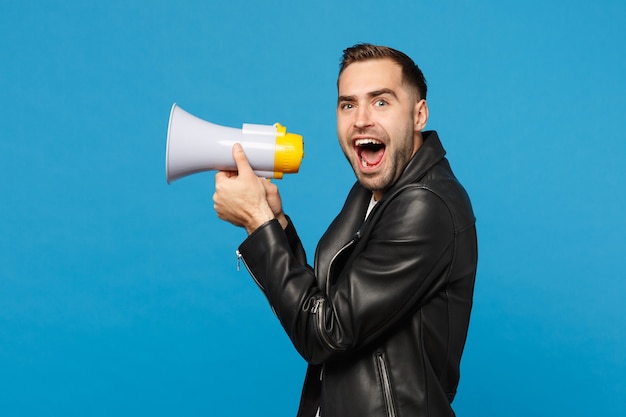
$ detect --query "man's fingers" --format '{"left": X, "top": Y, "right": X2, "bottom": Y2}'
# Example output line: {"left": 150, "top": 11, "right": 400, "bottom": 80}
{"left": 232, "top": 143, "right": 254, "bottom": 176}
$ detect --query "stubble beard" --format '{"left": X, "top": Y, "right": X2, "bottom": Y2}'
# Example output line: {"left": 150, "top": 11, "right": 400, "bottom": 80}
{"left": 344, "top": 134, "right": 415, "bottom": 196}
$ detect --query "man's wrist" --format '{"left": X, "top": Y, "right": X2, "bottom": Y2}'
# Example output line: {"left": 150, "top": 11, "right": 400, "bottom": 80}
{"left": 245, "top": 205, "right": 276, "bottom": 235}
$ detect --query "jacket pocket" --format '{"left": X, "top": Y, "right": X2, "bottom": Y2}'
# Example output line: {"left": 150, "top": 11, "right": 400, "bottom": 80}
{"left": 376, "top": 352, "right": 397, "bottom": 417}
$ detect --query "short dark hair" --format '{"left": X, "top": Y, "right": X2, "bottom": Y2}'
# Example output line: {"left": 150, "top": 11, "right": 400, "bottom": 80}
{"left": 338, "top": 43, "right": 427, "bottom": 100}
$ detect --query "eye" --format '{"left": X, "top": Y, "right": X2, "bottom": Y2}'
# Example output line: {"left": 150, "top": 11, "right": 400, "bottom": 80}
{"left": 374, "top": 99, "right": 387, "bottom": 107}
{"left": 340, "top": 103, "right": 354, "bottom": 110}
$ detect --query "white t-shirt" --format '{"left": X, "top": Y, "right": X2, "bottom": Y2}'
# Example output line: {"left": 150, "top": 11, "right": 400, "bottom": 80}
{"left": 365, "top": 193, "right": 378, "bottom": 218}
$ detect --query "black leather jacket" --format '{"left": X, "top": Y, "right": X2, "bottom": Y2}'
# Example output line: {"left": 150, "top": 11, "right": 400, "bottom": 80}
{"left": 238, "top": 131, "right": 478, "bottom": 417}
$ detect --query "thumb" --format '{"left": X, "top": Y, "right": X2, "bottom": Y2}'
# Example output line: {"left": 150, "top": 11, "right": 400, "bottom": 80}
{"left": 232, "top": 143, "right": 254, "bottom": 176}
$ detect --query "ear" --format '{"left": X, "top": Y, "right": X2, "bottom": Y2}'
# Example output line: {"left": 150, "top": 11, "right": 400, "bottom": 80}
{"left": 413, "top": 99, "right": 429, "bottom": 131}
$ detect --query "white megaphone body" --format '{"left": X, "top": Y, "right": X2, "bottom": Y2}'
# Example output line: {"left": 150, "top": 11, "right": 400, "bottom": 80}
{"left": 166, "top": 104, "right": 304, "bottom": 183}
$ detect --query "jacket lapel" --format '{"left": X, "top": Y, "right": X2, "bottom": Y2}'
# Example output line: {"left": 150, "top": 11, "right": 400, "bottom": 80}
{"left": 314, "top": 184, "right": 370, "bottom": 292}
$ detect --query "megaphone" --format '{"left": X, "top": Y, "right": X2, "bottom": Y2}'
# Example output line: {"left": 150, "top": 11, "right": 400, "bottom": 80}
{"left": 166, "top": 104, "right": 304, "bottom": 183}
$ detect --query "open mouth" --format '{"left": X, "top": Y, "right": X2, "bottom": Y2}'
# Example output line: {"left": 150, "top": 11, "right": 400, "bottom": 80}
{"left": 355, "top": 138, "right": 385, "bottom": 168}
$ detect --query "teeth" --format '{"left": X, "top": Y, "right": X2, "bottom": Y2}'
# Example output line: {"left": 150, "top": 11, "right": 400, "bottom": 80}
{"left": 355, "top": 138, "right": 382, "bottom": 146}
{"left": 355, "top": 138, "right": 383, "bottom": 167}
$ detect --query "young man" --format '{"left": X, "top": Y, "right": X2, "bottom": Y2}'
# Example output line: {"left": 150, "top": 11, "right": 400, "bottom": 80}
{"left": 213, "top": 43, "right": 478, "bottom": 417}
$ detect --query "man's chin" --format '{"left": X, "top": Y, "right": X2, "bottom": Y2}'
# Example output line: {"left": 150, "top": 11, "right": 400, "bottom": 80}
{"left": 355, "top": 173, "right": 384, "bottom": 193}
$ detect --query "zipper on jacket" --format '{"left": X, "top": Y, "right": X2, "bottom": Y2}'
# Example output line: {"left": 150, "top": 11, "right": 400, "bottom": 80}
{"left": 310, "top": 297, "right": 342, "bottom": 351}
{"left": 376, "top": 352, "right": 397, "bottom": 417}
{"left": 236, "top": 250, "right": 266, "bottom": 292}
{"left": 325, "top": 231, "right": 361, "bottom": 293}
{"left": 237, "top": 249, "right": 280, "bottom": 317}
{"left": 311, "top": 231, "right": 362, "bottom": 352}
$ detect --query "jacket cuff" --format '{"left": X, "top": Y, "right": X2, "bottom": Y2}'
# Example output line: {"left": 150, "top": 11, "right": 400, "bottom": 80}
{"left": 283, "top": 215, "right": 300, "bottom": 249}
{"left": 238, "top": 218, "right": 288, "bottom": 288}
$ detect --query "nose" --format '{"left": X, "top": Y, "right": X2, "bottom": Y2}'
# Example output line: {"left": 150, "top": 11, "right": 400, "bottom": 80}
{"left": 354, "top": 106, "right": 373, "bottom": 129}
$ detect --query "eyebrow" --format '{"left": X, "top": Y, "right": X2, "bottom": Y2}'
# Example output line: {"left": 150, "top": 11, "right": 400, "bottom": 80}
{"left": 337, "top": 88, "right": 399, "bottom": 104}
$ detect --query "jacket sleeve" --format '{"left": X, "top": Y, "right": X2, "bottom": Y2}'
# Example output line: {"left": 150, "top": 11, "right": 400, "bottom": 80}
{"left": 283, "top": 215, "right": 308, "bottom": 265}
{"left": 238, "top": 187, "right": 455, "bottom": 364}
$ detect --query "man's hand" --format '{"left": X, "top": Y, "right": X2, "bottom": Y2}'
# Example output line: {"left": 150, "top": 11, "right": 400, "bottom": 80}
{"left": 213, "top": 143, "right": 276, "bottom": 234}
{"left": 261, "top": 179, "right": 288, "bottom": 229}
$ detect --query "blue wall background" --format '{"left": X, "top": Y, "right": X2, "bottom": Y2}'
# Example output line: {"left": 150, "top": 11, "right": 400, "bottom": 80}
{"left": 1, "top": 1, "right": 624, "bottom": 415}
